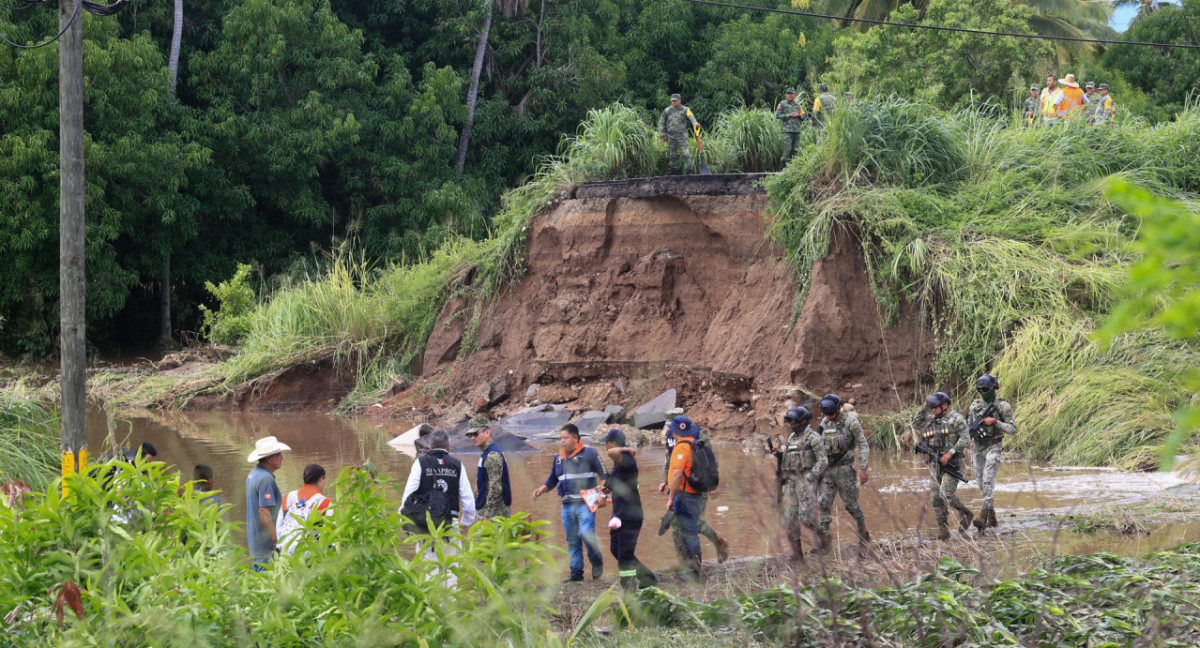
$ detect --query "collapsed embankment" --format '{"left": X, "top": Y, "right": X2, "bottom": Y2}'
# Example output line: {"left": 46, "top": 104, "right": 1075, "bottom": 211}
{"left": 377, "top": 174, "right": 932, "bottom": 437}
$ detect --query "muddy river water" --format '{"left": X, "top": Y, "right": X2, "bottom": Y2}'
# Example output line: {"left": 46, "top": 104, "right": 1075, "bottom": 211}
{"left": 89, "top": 409, "right": 1200, "bottom": 573}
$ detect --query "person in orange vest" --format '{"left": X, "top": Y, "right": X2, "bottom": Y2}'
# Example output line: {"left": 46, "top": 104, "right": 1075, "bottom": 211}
{"left": 1059, "top": 74, "right": 1085, "bottom": 118}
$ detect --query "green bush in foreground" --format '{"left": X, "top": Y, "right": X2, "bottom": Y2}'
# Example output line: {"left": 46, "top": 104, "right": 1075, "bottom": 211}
{"left": 0, "top": 464, "right": 558, "bottom": 647}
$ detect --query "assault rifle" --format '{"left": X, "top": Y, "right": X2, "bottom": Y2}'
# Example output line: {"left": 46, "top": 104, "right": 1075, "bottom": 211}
{"left": 915, "top": 442, "right": 969, "bottom": 483}
{"left": 766, "top": 436, "right": 784, "bottom": 504}
{"left": 968, "top": 402, "right": 999, "bottom": 442}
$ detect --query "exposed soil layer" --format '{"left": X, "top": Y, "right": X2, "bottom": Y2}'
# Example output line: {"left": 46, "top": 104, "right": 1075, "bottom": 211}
{"left": 384, "top": 177, "right": 934, "bottom": 439}
{"left": 182, "top": 356, "right": 358, "bottom": 413}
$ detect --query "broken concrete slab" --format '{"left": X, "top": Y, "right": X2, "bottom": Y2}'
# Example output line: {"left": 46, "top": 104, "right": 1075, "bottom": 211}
{"left": 603, "top": 405, "right": 627, "bottom": 423}
{"left": 497, "top": 410, "right": 572, "bottom": 440}
{"left": 573, "top": 411, "right": 611, "bottom": 437}
{"left": 406, "top": 419, "right": 535, "bottom": 455}
{"left": 386, "top": 423, "right": 435, "bottom": 454}
{"left": 631, "top": 388, "right": 677, "bottom": 429}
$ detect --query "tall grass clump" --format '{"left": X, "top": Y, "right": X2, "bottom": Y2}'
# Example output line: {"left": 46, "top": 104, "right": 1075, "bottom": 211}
{"left": 708, "top": 107, "right": 788, "bottom": 173}
{"left": 0, "top": 464, "right": 561, "bottom": 646}
{"left": 0, "top": 399, "right": 58, "bottom": 491}
{"left": 768, "top": 98, "right": 1200, "bottom": 465}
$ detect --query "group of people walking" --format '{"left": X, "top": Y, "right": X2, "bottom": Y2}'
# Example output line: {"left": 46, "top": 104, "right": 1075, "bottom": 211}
{"left": 232, "top": 376, "right": 1015, "bottom": 583}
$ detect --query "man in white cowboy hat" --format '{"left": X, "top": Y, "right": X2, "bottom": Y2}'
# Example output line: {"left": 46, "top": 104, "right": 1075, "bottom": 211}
{"left": 246, "top": 436, "right": 291, "bottom": 568}
{"left": 1059, "top": 73, "right": 1085, "bottom": 116}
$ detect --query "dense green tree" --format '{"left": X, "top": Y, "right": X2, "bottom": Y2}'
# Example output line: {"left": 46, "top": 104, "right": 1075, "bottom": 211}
{"left": 1105, "top": 0, "right": 1200, "bottom": 119}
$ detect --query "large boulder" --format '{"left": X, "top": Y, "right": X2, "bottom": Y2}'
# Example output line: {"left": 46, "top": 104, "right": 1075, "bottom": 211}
{"left": 630, "top": 388, "right": 677, "bottom": 429}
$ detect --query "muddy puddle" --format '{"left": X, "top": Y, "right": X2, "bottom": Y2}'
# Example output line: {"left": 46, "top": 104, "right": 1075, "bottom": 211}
{"left": 87, "top": 409, "right": 1200, "bottom": 573}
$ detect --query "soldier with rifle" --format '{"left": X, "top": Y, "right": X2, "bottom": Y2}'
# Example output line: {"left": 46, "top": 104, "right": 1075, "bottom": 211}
{"left": 913, "top": 392, "right": 973, "bottom": 540}
{"left": 771, "top": 406, "right": 826, "bottom": 559}
{"left": 967, "top": 374, "right": 1017, "bottom": 530}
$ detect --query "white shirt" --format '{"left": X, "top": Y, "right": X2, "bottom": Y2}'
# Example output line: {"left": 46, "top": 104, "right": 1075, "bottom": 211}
{"left": 400, "top": 452, "right": 477, "bottom": 526}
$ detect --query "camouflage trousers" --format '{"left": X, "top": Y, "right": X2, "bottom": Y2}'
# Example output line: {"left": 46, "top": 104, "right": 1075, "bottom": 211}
{"left": 667, "top": 136, "right": 693, "bottom": 175}
{"left": 817, "top": 463, "right": 866, "bottom": 534}
{"left": 782, "top": 477, "right": 816, "bottom": 551}
{"left": 974, "top": 442, "right": 1003, "bottom": 510}
{"left": 929, "top": 462, "right": 971, "bottom": 526}
{"left": 672, "top": 492, "right": 721, "bottom": 558}
{"left": 781, "top": 132, "right": 801, "bottom": 163}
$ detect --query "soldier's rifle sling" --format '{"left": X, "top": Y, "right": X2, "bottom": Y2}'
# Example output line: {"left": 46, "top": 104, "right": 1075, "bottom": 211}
{"left": 915, "top": 442, "right": 969, "bottom": 483}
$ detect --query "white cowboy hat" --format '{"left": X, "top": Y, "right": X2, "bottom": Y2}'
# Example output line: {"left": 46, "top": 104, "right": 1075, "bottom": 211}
{"left": 247, "top": 436, "right": 291, "bottom": 463}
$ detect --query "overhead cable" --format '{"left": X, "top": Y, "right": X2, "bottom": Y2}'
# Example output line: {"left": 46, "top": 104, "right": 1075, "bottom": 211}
{"left": 675, "top": 0, "right": 1200, "bottom": 50}
{"left": 1, "top": 0, "right": 123, "bottom": 49}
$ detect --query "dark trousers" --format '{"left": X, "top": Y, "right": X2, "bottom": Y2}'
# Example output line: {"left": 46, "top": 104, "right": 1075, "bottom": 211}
{"left": 609, "top": 520, "right": 656, "bottom": 589}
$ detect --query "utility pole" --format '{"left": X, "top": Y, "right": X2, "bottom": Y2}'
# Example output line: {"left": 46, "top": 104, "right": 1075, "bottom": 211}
{"left": 60, "top": 0, "right": 88, "bottom": 484}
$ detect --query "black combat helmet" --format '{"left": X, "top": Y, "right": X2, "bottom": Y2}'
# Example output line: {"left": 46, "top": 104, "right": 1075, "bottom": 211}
{"left": 783, "top": 406, "right": 812, "bottom": 426}
{"left": 976, "top": 374, "right": 999, "bottom": 391}
{"left": 818, "top": 394, "right": 842, "bottom": 416}
{"left": 926, "top": 391, "right": 951, "bottom": 408}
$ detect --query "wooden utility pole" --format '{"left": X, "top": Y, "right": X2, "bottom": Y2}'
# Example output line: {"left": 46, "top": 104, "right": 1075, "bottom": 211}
{"left": 59, "top": 0, "right": 88, "bottom": 482}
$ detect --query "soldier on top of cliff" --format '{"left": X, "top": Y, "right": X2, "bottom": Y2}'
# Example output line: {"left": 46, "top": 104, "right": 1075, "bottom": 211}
{"left": 659, "top": 94, "right": 700, "bottom": 175}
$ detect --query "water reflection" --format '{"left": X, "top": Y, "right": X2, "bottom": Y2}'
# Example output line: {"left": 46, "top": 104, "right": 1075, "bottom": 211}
{"left": 86, "top": 409, "right": 1200, "bottom": 571}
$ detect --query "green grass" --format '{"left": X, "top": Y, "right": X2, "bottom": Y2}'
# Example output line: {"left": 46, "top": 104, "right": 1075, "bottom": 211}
{"left": 0, "top": 399, "right": 58, "bottom": 491}
{"left": 767, "top": 97, "right": 1200, "bottom": 467}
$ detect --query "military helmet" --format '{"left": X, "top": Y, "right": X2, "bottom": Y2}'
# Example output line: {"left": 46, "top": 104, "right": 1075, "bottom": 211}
{"left": 818, "top": 393, "right": 841, "bottom": 416}
{"left": 670, "top": 93, "right": 682, "bottom": 101}
{"left": 925, "top": 391, "right": 951, "bottom": 408}
{"left": 1030, "top": 84, "right": 1040, "bottom": 91}
{"left": 786, "top": 87, "right": 796, "bottom": 94}
{"left": 783, "top": 406, "right": 812, "bottom": 425}
{"left": 818, "top": 83, "right": 829, "bottom": 92}
{"left": 1098, "top": 83, "right": 1109, "bottom": 90}
{"left": 976, "top": 374, "right": 1000, "bottom": 391}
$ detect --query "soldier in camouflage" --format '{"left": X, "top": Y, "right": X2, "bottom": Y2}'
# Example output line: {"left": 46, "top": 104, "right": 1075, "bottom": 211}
{"left": 659, "top": 94, "right": 700, "bottom": 175}
{"left": 780, "top": 406, "right": 826, "bottom": 558}
{"left": 811, "top": 83, "right": 838, "bottom": 136}
{"left": 968, "top": 374, "right": 1016, "bottom": 530}
{"left": 913, "top": 392, "right": 973, "bottom": 540}
{"left": 659, "top": 408, "right": 730, "bottom": 564}
{"left": 1093, "top": 84, "right": 1115, "bottom": 126}
{"left": 814, "top": 393, "right": 870, "bottom": 549}
{"left": 1024, "top": 84, "right": 1040, "bottom": 127}
{"left": 775, "top": 88, "right": 807, "bottom": 165}
{"left": 468, "top": 418, "right": 512, "bottom": 520}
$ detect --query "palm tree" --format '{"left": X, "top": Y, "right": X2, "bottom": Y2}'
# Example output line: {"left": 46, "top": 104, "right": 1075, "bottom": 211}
{"left": 161, "top": 0, "right": 184, "bottom": 344}
{"left": 454, "top": 0, "right": 530, "bottom": 180}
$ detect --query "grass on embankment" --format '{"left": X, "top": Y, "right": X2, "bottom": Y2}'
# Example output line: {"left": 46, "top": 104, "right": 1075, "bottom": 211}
{"left": 767, "top": 99, "right": 1200, "bottom": 468}
{"left": 0, "top": 399, "right": 58, "bottom": 491}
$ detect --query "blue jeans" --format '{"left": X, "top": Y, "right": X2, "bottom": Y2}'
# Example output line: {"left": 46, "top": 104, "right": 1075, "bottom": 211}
{"left": 672, "top": 492, "right": 703, "bottom": 559}
{"left": 561, "top": 501, "right": 603, "bottom": 578}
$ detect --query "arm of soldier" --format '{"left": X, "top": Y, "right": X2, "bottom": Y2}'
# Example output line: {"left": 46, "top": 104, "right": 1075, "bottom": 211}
{"left": 659, "top": 446, "right": 670, "bottom": 493}
{"left": 775, "top": 102, "right": 787, "bottom": 120}
{"left": 853, "top": 418, "right": 869, "bottom": 484}
{"left": 952, "top": 417, "right": 971, "bottom": 454}
{"left": 658, "top": 109, "right": 668, "bottom": 139}
{"left": 809, "top": 432, "right": 828, "bottom": 479}
{"left": 484, "top": 453, "right": 505, "bottom": 515}
{"left": 995, "top": 402, "right": 1017, "bottom": 436}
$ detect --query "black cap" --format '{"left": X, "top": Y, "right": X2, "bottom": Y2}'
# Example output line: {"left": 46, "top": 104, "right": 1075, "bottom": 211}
{"left": 603, "top": 428, "right": 627, "bottom": 446}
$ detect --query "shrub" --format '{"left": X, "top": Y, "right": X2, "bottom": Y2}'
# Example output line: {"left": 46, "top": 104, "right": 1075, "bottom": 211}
{"left": 199, "top": 263, "right": 257, "bottom": 345}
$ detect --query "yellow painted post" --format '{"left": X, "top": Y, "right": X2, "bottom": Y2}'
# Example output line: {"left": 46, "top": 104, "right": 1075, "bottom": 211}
{"left": 60, "top": 448, "right": 87, "bottom": 498}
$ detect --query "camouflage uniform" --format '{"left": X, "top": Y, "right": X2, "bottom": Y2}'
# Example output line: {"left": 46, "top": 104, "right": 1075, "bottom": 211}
{"left": 663, "top": 428, "right": 728, "bottom": 561}
{"left": 967, "top": 398, "right": 1016, "bottom": 522}
{"left": 659, "top": 99, "right": 699, "bottom": 175}
{"left": 812, "top": 90, "right": 838, "bottom": 134}
{"left": 775, "top": 93, "right": 807, "bottom": 164}
{"left": 815, "top": 411, "right": 869, "bottom": 542}
{"left": 912, "top": 407, "right": 972, "bottom": 533}
{"left": 1024, "top": 95, "right": 1040, "bottom": 126}
{"left": 1093, "top": 90, "right": 1115, "bottom": 125}
{"left": 479, "top": 450, "right": 511, "bottom": 519}
{"left": 781, "top": 424, "right": 826, "bottom": 554}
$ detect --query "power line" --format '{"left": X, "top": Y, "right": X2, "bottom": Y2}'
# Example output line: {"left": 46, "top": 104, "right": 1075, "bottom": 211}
{"left": 675, "top": 0, "right": 1200, "bottom": 50}
{"left": 1, "top": 0, "right": 124, "bottom": 49}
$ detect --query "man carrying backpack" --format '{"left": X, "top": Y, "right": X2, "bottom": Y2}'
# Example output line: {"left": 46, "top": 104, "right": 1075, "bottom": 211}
{"left": 659, "top": 413, "right": 731, "bottom": 565}
{"left": 400, "top": 430, "right": 476, "bottom": 585}
{"left": 664, "top": 415, "right": 719, "bottom": 580}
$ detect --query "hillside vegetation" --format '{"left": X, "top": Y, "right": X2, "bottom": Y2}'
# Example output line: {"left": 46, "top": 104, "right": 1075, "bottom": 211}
{"left": 79, "top": 99, "right": 1197, "bottom": 468}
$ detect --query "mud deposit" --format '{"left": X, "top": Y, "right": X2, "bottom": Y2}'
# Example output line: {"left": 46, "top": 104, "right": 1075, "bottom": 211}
{"left": 385, "top": 177, "right": 934, "bottom": 437}
{"left": 95, "top": 409, "right": 1200, "bottom": 575}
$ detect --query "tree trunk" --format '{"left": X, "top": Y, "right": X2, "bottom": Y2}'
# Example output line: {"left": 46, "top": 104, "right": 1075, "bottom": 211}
{"left": 160, "top": 0, "right": 183, "bottom": 343}
{"left": 168, "top": 0, "right": 182, "bottom": 89}
{"left": 59, "top": 0, "right": 87, "bottom": 464}
{"left": 454, "top": 3, "right": 493, "bottom": 181}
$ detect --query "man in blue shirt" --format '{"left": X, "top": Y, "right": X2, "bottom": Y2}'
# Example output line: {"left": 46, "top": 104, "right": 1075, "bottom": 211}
{"left": 533, "top": 424, "right": 607, "bottom": 583}
{"left": 245, "top": 436, "right": 290, "bottom": 569}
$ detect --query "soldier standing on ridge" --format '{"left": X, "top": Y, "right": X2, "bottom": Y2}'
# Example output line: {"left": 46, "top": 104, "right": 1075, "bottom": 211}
{"left": 812, "top": 83, "right": 838, "bottom": 137}
{"left": 779, "top": 406, "right": 825, "bottom": 559}
{"left": 814, "top": 393, "right": 870, "bottom": 550}
{"left": 659, "top": 93, "right": 700, "bottom": 175}
{"left": 968, "top": 374, "right": 1017, "bottom": 530}
{"left": 913, "top": 392, "right": 973, "bottom": 540}
{"left": 1024, "top": 84, "right": 1040, "bottom": 126}
{"left": 775, "top": 88, "right": 807, "bottom": 165}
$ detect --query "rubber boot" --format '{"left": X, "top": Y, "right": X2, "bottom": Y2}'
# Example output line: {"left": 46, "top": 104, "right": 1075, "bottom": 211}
{"left": 987, "top": 508, "right": 999, "bottom": 528}
{"left": 815, "top": 530, "right": 832, "bottom": 554}
{"left": 973, "top": 508, "right": 989, "bottom": 531}
{"left": 936, "top": 523, "right": 951, "bottom": 541}
{"left": 958, "top": 508, "right": 975, "bottom": 533}
{"left": 856, "top": 521, "right": 871, "bottom": 546}
{"left": 685, "top": 553, "right": 705, "bottom": 582}
{"left": 716, "top": 536, "right": 731, "bottom": 564}
{"left": 786, "top": 528, "right": 804, "bottom": 561}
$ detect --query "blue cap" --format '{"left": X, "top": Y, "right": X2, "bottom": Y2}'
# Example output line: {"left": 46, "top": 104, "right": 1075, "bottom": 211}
{"left": 603, "top": 428, "right": 627, "bottom": 446}
{"left": 672, "top": 415, "right": 699, "bottom": 438}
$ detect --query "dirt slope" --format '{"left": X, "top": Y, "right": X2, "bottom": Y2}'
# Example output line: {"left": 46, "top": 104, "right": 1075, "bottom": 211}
{"left": 385, "top": 175, "right": 933, "bottom": 439}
